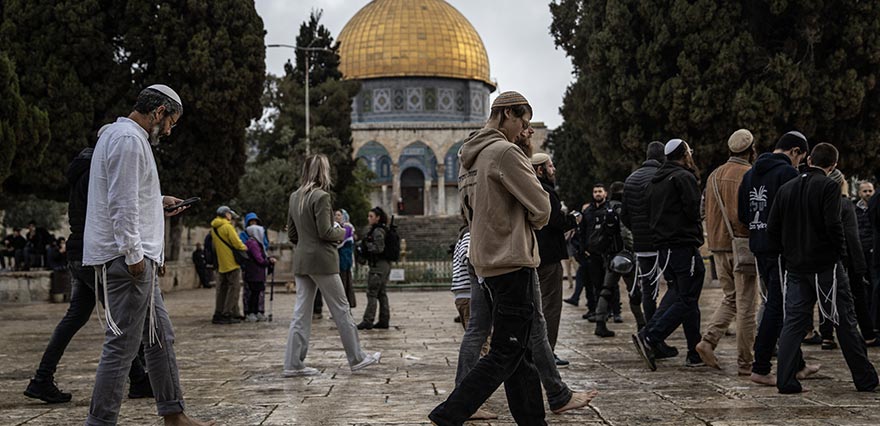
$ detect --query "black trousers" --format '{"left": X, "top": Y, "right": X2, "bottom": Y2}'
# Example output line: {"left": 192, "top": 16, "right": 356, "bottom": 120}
{"left": 752, "top": 255, "right": 804, "bottom": 376}
{"left": 429, "top": 267, "right": 546, "bottom": 426}
{"left": 34, "top": 261, "right": 147, "bottom": 385}
{"left": 778, "top": 263, "right": 879, "bottom": 393}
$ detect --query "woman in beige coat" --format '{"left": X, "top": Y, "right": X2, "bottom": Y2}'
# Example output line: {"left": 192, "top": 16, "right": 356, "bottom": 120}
{"left": 283, "top": 154, "right": 380, "bottom": 376}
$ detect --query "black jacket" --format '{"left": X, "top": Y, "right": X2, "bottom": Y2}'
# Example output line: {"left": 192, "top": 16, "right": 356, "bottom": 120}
{"left": 622, "top": 159, "right": 661, "bottom": 252}
{"left": 767, "top": 167, "right": 845, "bottom": 274}
{"left": 535, "top": 178, "right": 575, "bottom": 266}
{"left": 647, "top": 161, "right": 703, "bottom": 248}
{"left": 65, "top": 148, "right": 93, "bottom": 262}
{"left": 854, "top": 199, "right": 873, "bottom": 260}
{"left": 737, "top": 153, "right": 798, "bottom": 255}
{"left": 579, "top": 200, "right": 608, "bottom": 253}
{"left": 841, "top": 199, "right": 867, "bottom": 277}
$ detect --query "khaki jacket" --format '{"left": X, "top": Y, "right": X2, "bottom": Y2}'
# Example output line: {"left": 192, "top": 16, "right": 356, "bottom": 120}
{"left": 458, "top": 128, "right": 550, "bottom": 277}
{"left": 287, "top": 188, "right": 346, "bottom": 275}
{"left": 706, "top": 157, "right": 751, "bottom": 251}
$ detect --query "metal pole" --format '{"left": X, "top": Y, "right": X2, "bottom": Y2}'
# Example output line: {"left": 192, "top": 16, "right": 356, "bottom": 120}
{"left": 305, "top": 52, "right": 310, "bottom": 156}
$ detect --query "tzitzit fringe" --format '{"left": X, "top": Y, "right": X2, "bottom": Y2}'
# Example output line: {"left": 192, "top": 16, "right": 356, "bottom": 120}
{"left": 148, "top": 262, "right": 161, "bottom": 348}
{"left": 815, "top": 264, "right": 840, "bottom": 327}
{"left": 633, "top": 252, "right": 659, "bottom": 299}
{"left": 94, "top": 264, "right": 122, "bottom": 336}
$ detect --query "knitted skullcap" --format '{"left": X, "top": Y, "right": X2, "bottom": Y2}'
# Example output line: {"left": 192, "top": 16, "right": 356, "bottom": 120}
{"left": 728, "top": 129, "right": 754, "bottom": 153}
{"left": 530, "top": 152, "right": 551, "bottom": 166}
{"left": 491, "top": 91, "right": 530, "bottom": 109}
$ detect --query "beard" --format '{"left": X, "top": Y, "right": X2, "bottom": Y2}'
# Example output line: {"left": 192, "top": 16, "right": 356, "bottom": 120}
{"left": 514, "top": 136, "right": 533, "bottom": 158}
{"left": 149, "top": 124, "right": 162, "bottom": 146}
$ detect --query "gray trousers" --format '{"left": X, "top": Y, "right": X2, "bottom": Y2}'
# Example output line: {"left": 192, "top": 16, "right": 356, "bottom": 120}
{"left": 86, "top": 257, "right": 183, "bottom": 426}
{"left": 363, "top": 260, "right": 391, "bottom": 324}
{"left": 455, "top": 268, "right": 572, "bottom": 411}
{"left": 284, "top": 274, "right": 368, "bottom": 371}
{"left": 537, "top": 261, "right": 564, "bottom": 349}
{"left": 215, "top": 268, "right": 242, "bottom": 317}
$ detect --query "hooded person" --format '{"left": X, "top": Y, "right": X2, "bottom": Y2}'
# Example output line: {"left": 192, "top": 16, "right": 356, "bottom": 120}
{"left": 242, "top": 224, "right": 274, "bottom": 322}
{"left": 633, "top": 138, "right": 706, "bottom": 371}
{"left": 736, "top": 131, "right": 814, "bottom": 386}
{"left": 239, "top": 212, "right": 270, "bottom": 318}
{"left": 335, "top": 208, "right": 357, "bottom": 308}
{"left": 430, "top": 91, "right": 595, "bottom": 425}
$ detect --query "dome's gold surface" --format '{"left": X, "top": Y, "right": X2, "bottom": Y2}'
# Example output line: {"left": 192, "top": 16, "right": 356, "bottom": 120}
{"left": 337, "top": 0, "right": 492, "bottom": 87}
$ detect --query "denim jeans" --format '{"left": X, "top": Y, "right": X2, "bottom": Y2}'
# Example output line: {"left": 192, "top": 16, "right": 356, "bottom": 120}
{"left": 569, "top": 262, "right": 595, "bottom": 312}
{"left": 87, "top": 257, "right": 184, "bottom": 426}
{"left": 777, "top": 263, "right": 878, "bottom": 393}
{"left": 643, "top": 247, "right": 704, "bottom": 355}
{"left": 35, "top": 261, "right": 147, "bottom": 385}
{"left": 751, "top": 255, "right": 804, "bottom": 375}
{"left": 455, "top": 268, "right": 571, "bottom": 411}
{"left": 431, "top": 267, "right": 546, "bottom": 425}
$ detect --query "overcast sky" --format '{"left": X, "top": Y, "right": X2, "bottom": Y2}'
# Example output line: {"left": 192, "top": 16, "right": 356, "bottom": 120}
{"left": 255, "top": 0, "right": 574, "bottom": 129}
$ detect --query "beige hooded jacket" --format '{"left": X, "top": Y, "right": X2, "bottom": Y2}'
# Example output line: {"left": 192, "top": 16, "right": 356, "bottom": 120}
{"left": 458, "top": 128, "right": 550, "bottom": 277}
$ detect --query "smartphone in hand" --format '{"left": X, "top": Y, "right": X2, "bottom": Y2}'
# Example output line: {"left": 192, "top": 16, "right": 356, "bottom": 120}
{"left": 164, "top": 197, "right": 200, "bottom": 212}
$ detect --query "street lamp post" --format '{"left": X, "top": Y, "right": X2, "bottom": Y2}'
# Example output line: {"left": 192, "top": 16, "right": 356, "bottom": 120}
{"left": 266, "top": 42, "right": 334, "bottom": 156}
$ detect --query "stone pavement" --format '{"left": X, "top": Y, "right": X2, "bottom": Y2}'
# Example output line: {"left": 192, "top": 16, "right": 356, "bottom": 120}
{"left": 1, "top": 282, "right": 879, "bottom": 425}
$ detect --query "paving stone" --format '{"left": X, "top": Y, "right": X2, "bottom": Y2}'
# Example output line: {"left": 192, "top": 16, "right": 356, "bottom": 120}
{"left": 1, "top": 283, "right": 879, "bottom": 425}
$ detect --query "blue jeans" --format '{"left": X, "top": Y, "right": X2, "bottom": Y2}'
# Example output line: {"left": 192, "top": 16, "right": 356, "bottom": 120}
{"left": 431, "top": 267, "right": 546, "bottom": 425}
{"left": 777, "top": 263, "right": 878, "bottom": 393}
{"left": 35, "top": 261, "right": 147, "bottom": 385}
{"left": 643, "top": 247, "right": 704, "bottom": 355}
{"left": 455, "top": 268, "right": 571, "bottom": 411}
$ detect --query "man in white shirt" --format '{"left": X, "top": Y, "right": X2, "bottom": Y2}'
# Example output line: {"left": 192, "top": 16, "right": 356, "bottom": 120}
{"left": 83, "top": 85, "right": 214, "bottom": 426}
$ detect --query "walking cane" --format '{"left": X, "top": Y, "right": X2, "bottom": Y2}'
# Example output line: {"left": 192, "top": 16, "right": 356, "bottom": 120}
{"left": 269, "top": 267, "right": 275, "bottom": 322}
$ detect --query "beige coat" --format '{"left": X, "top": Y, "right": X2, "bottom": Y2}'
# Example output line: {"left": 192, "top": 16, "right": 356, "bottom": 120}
{"left": 287, "top": 188, "right": 345, "bottom": 275}
{"left": 458, "top": 128, "right": 550, "bottom": 277}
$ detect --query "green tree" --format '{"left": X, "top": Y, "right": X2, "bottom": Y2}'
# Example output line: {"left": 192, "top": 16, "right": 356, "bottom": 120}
{"left": 0, "top": 52, "right": 51, "bottom": 187}
{"left": 549, "top": 0, "right": 880, "bottom": 189}
{"left": 0, "top": 0, "right": 126, "bottom": 197}
{"left": 545, "top": 122, "right": 599, "bottom": 208}
{"left": 1, "top": 195, "right": 66, "bottom": 231}
{"left": 119, "top": 0, "right": 266, "bottom": 258}
{"left": 232, "top": 158, "right": 298, "bottom": 232}
{"left": 249, "top": 10, "right": 370, "bottom": 227}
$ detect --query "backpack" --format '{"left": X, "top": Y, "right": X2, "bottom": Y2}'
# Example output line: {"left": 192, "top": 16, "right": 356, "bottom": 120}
{"left": 382, "top": 216, "right": 402, "bottom": 261}
{"left": 587, "top": 201, "right": 624, "bottom": 255}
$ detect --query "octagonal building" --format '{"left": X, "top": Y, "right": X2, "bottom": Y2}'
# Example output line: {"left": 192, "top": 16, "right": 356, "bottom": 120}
{"left": 339, "top": 0, "right": 547, "bottom": 216}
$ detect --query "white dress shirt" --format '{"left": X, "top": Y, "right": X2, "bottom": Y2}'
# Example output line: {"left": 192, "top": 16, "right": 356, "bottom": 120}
{"left": 83, "top": 117, "right": 164, "bottom": 266}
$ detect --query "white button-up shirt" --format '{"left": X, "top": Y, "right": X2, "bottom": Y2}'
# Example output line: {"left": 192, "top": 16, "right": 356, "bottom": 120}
{"left": 83, "top": 117, "right": 164, "bottom": 266}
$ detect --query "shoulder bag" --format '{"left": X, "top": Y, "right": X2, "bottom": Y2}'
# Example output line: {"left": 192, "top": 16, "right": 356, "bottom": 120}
{"left": 712, "top": 173, "right": 755, "bottom": 273}
{"left": 212, "top": 228, "right": 250, "bottom": 265}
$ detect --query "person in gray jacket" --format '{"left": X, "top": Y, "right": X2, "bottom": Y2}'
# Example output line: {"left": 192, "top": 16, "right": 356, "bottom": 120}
{"left": 283, "top": 154, "right": 381, "bottom": 377}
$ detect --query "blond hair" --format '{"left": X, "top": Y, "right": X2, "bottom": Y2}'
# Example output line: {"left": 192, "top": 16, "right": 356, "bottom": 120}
{"left": 297, "top": 154, "right": 333, "bottom": 210}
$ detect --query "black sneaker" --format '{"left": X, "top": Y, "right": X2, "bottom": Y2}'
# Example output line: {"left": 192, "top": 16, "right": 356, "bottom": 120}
{"left": 563, "top": 298, "right": 579, "bottom": 307}
{"left": 802, "top": 330, "right": 822, "bottom": 345}
{"left": 24, "top": 378, "right": 72, "bottom": 404}
{"left": 821, "top": 339, "right": 838, "bottom": 350}
{"left": 128, "top": 377, "right": 154, "bottom": 399}
{"left": 373, "top": 321, "right": 390, "bottom": 329}
{"left": 654, "top": 342, "right": 679, "bottom": 359}
{"left": 685, "top": 352, "right": 706, "bottom": 368}
{"left": 632, "top": 332, "right": 657, "bottom": 371}
{"left": 357, "top": 321, "right": 373, "bottom": 330}
{"left": 554, "top": 354, "right": 570, "bottom": 367}
{"left": 613, "top": 314, "right": 624, "bottom": 323}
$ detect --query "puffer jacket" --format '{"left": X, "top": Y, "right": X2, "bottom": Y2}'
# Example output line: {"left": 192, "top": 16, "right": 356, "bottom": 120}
{"left": 622, "top": 159, "right": 661, "bottom": 252}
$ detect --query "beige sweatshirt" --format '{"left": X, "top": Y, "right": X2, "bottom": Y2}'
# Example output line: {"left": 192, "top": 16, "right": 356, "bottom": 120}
{"left": 458, "top": 128, "right": 550, "bottom": 277}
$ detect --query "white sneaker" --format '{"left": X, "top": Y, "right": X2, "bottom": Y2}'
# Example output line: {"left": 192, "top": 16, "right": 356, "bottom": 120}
{"left": 255, "top": 313, "right": 266, "bottom": 322}
{"left": 352, "top": 352, "right": 381, "bottom": 372}
{"left": 282, "top": 367, "right": 320, "bottom": 377}
{"left": 246, "top": 313, "right": 258, "bottom": 322}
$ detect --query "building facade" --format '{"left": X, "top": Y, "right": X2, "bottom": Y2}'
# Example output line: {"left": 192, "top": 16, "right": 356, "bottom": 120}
{"left": 338, "top": 0, "right": 546, "bottom": 216}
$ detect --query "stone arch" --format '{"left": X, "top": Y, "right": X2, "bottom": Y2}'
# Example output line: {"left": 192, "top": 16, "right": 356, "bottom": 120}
{"left": 356, "top": 141, "right": 392, "bottom": 183}
{"left": 398, "top": 141, "right": 438, "bottom": 181}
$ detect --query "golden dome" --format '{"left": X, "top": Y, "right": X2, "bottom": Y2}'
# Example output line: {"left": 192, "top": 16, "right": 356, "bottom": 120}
{"left": 337, "top": 0, "right": 493, "bottom": 88}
